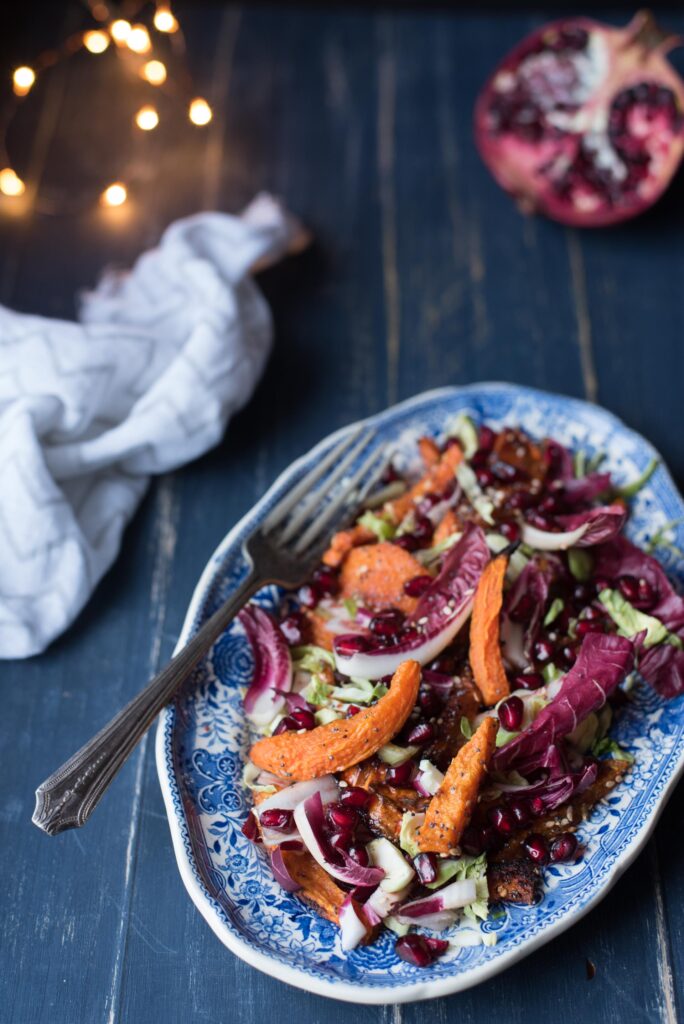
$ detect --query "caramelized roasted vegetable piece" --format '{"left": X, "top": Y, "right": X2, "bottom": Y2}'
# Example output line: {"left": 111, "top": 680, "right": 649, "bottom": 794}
{"left": 418, "top": 716, "right": 497, "bottom": 854}
{"left": 250, "top": 660, "right": 420, "bottom": 780}
{"left": 469, "top": 555, "right": 510, "bottom": 705}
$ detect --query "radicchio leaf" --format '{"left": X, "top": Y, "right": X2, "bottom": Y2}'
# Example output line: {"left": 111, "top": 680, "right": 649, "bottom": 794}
{"left": 594, "top": 535, "right": 684, "bottom": 697}
{"left": 503, "top": 559, "right": 553, "bottom": 661}
{"left": 293, "top": 792, "right": 385, "bottom": 887}
{"left": 493, "top": 632, "right": 634, "bottom": 773}
{"left": 270, "top": 847, "right": 302, "bottom": 892}
{"left": 333, "top": 523, "right": 490, "bottom": 679}
{"left": 555, "top": 472, "right": 613, "bottom": 507}
{"left": 239, "top": 605, "right": 293, "bottom": 726}
{"left": 521, "top": 504, "right": 626, "bottom": 551}
{"left": 496, "top": 758, "right": 598, "bottom": 812}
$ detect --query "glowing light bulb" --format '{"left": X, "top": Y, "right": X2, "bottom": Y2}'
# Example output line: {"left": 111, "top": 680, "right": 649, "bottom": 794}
{"left": 188, "top": 97, "right": 212, "bottom": 126}
{"left": 83, "top": 30, "right": 110, "bottom": 54}
{"left": 127, "top": 24, "right": 151, "bottom": 53}
{"left": 0, "top": 168, "right": 25, "bottom": 197}
{"left": 101, "top": 182, "right": 127, "bottom": 207}
{"left": 12, "top": 66, "right": 35, "bottom": 97}
{"left": 110, "top": 19, "right": 132, "bottom": 44}
{"left": 141, "top": 60, "right": 166, "bottom": 85}
{"left": 135, "top": 105, "right": 159, "bottom": 131}
{"left": 154, "top": 7, "right": 178, "bottom": 33}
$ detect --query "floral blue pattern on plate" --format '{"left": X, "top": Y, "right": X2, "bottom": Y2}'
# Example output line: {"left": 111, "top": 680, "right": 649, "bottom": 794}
{"left": 155, "top": 383, "right": 684, "bottom": 1003}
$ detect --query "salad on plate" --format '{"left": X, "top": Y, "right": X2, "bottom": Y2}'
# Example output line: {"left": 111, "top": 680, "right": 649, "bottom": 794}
{"left": 238, "top": 416, "right": 684, "bottom": 968}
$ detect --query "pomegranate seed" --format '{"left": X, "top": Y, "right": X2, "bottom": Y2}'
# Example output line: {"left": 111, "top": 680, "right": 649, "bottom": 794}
{"left": 273, "top": 715, "right": 299, "bottom": 735}
{"left": 498, "top": 695, "right": 524, "bottom": 732}
{"left": 509, "top": 593, "right": 535, "bottom": 623}
{"left": 340, "top": 786, "right": 371, "bottom": 810}
{"left": 514, "top": 672, "right": 544, "bottom": 691}
{"left": 548, "top": 831, "right": 577, "bottom": 864}
{"left": 395, "top": 934, "right": 434, "bottom": 967}
{"left": 635, "top": 577, "right": 656, "bottom": 610}
{"left": 424, "top": 936, "right": 449, "bottom": 957}
{"left": 576, "top": 619, "right": 604, "bottom": 637}
{"left": 347, "top": 844, "right": 370, "bottom": 867}
{"left": 279, "top": 613, "right": 305, "bottom": 646}
{"left": 369, "top": 608, "right": 405, "bottom": 637}
{"left": 403, "top": 574, "right": 433, "bottom": 598}
{"left": 418, "top": 688, "right": 440, "bottom": 717}
{"left": 526, "top": 510, "right": 553, "bottom": 530}
{"left": 414, "top": 852, "right": 438, "bottom": 884}
{"left": 328, "top": 803, "right": 359, "bottom": 833}
{"left": 394, "top": 534, "right": 419, "bottom": 552}
{"left": 406, "top": 721, "right": 435, "bottom": 746}
{"left": 297, "top": 583, "right": 320, "bottom": 609}
{"left": 460, "top": 825, "right": 483, "bottom": 856}
{"left": 241, "top": 811, "right": 261, "bottom": 843}
{"left": 617, "top": 575, "right": 640, "bottom": 602}
{"left": 479, "top": 426, "right": 496, "bottom": 451}
{"left": 523, "top": 833, "right": 550, "bottom": 865}
{"left": 387, "top": 760, "right": 415, "bottom": 786}
{"left": 412, "top": 514, "right": 434, "bottom": 545}
{"left": 572, "top": 583, "right": 593, "bottom": 604}
{"left": 492, "top": 460, "right": 519, "bottom": 483}
{"left": 470, "top": 448, "right": 489, "bottom": 469}
{"left": 499, "top": 521, "right": 521, "bottom": 542}
{"left": 260, "top": 808, "right": 294, "bottom": 832}
{"left": 581, "top": 605, "right": 603, "bottom": 621}
{"left": 508, "top": 798, "right": 531, "bottom": 826}
{"left": 560, "top": 644, "right": 577, "bottom": 667}
{"left": 334, "top": 634, "right": 370, "bottom": 657}
{"left": 429, "top": 654, "right": 456, "bottom": 673}
{"left": 506, "top": 489, "right": 534, "bottom": 511}
{"left": 538, "top": 494, "right": 562, "bottom": 514}
{"left": 329, "top": 831, "right": 353, "bottom": 854}
{"left": 529, "top": 796, "right": 545, "bottom": 817}
{"left": 346, "top": 704, "right": 362, "bottom": 717}
{"left": 312, "top": 566, "right": 340, "bottom": 596}
{"left": 550, "top": 833, "right": 579, "bottom": 863}
{"left": 291, "top": 708, "right": 316, "bottom": 730}
{"left": 490, "top": 807, "right": 517, "bottom": 834}
{"left": 476, "top": 467, "right": 495, "bottom": 488}
{"left": 593, "top": 575, "right": 612, "bottom": 594}
{"left": 534, "top": 639, "right": 555, "bottom": 663}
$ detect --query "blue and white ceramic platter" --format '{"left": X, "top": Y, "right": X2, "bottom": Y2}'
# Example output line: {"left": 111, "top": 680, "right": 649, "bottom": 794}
{"left": 156, "top": 384, "right": 684, "bottom": 1004}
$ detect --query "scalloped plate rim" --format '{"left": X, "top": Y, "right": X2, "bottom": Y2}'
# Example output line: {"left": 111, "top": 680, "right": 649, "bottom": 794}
{"left": 155, "top": 382, "right": 684, "bottom": 1004}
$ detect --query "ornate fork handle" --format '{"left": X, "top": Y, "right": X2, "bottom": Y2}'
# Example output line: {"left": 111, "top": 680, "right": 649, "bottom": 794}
{"left": 33, "top": 568, "right": 259, "bottom": 836}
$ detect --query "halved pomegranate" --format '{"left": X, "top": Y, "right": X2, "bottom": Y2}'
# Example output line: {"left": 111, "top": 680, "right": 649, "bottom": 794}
{"left": 474, "top": 11, "right": 684, "bottom": 226}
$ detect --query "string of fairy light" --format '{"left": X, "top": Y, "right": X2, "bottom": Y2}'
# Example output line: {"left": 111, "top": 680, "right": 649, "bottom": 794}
{"left": 1, "top": 2, "right": 214, "bottom": 211}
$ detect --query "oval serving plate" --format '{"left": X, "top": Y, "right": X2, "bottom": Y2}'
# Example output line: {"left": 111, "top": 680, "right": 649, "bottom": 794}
{"left": 156, "top": 383, "right": 684, "bottom": 1004}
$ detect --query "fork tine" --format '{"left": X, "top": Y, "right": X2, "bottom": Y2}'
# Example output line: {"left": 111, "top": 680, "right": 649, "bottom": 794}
{"left": 261, "top": 426, "right": 363, "bottom": 534}
{"left": 293, "top": 445, "right": 390, "bottom": 556}
{"left": 276, "top": 430, "right": 375, "bottom": 544}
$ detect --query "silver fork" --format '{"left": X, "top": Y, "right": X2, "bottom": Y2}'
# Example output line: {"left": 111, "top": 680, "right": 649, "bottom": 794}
{"left": 33, "top": 427, "right": 388, "bottom": 836}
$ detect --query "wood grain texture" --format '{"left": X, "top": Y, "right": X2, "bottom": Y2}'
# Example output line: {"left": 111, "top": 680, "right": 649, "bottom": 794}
{"left": 1, "top": 4, "right": 683, "bottom": 1022}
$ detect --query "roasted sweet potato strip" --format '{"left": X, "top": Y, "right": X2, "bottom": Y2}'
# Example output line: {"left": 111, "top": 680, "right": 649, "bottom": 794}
{"left": 249, "top": 660, "right": 421, "bottom": 780}
{"left": 417, "top": 716, "right": 497, "bottom": 855}
{"left": 322, "top": 524, "right": 376, "bottom": 568}
{"left": 469, "top": 554, "right": 510, "bottom": 705}
{"left": 280, "top": 849, "right": 346, "bottom": 922}
{"left": 339, "top": 541, "right": 425, "bottom": 613}
{"left": 387, "top": 443, "right": 463, "bottom": 524}
{"left": 433, "top": 508, "right": 460, "bottom": 547}
{"left": 418, "top": 436, "right": 441, "bottom": 468}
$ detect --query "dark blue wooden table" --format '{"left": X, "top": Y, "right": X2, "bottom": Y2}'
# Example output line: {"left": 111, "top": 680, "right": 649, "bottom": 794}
{"left": 2, "top": 4, "right": 684, "bottom": 1022}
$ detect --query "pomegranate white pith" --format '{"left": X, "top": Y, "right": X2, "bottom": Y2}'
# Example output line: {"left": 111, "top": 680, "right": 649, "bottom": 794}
{"left": 474, "top": 11, "right": 684, "bottom": 226}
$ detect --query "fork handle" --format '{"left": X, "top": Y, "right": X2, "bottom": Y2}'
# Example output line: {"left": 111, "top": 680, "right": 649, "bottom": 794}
{"left": 33, "top": 568, "right": 259, "bottom": 836}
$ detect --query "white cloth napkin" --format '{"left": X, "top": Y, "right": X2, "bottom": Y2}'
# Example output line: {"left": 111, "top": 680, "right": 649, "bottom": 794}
{"left": 0, "top": 194, "right": 303, "bottom": 658}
